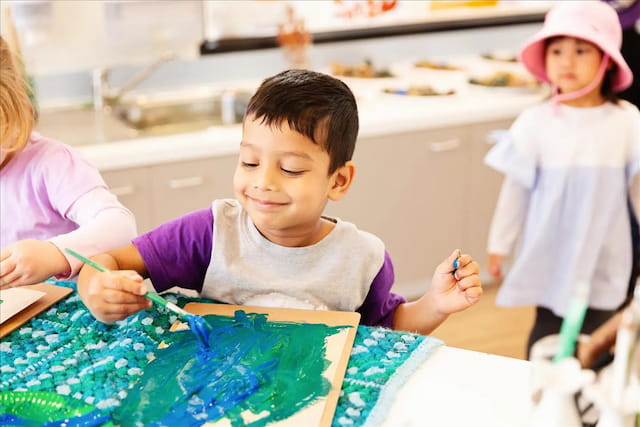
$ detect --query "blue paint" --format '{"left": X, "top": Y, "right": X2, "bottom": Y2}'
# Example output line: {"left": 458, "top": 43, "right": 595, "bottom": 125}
{"left": 115, "top": 310, "right": 345, "bottom": 426}
{"left": 0, "top": 409, "right": 110, "bottom": 427}
{"left": 185, "top": 314, "right": 211, "bottom": 350}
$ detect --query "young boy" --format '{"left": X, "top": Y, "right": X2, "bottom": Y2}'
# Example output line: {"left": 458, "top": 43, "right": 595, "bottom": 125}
{"left": 78, "top": 69, "right": 482, "bottom": 333}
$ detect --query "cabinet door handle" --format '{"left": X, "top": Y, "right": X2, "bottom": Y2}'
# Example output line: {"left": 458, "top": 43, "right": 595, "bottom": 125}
{"left": 168, "top": 176, "right": 205, "bottom": 189}
{"left": 110, "top": 185, "right": 135, "bottom": 196}
{"left": 428, "top": 138, "right": 460, "bottom": 153}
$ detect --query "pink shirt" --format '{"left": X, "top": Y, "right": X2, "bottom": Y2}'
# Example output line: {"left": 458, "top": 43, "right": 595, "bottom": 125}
{"left": 1, "top": 132, "right": 137, "bottom": 276}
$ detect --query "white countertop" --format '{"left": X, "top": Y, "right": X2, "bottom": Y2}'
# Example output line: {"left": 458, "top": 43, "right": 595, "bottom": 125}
{"left": 73, "top": 89, "right": 546, "bottom": 172}
{"left": 385, "top": 346, "right": 534, "bottom": 427}
{"left": 37, "top": 57, "right": 549, "bottom": 172}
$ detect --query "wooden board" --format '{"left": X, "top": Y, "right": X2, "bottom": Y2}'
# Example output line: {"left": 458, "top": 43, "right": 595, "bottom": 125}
{"left": 0, "top": 283, "right": 73, "bottom": 339}
{"left": 181, "top": 302, "right": 360, "bottom": 427}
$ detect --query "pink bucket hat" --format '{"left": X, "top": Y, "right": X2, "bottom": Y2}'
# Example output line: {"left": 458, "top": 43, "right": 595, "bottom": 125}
{"left": 519, "top": 0, "right": 633, "bottom": 93}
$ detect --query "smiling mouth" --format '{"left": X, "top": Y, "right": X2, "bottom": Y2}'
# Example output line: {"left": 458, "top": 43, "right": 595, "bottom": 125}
{"left": 247, "top": 195, "right": 287, "bottom": 208}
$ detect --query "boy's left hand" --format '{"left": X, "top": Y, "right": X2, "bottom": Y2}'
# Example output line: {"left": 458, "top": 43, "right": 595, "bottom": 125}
{"left": 430, "top": 249, "right": 482, "bottom": 315}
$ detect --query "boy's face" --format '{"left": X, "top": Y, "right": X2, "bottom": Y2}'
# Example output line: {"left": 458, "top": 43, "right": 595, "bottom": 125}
{"left": 545, "top": 37, "right": 605, "bottom": 96}
{"left": 234, "top": 115, "right": 352, "bottom": 246}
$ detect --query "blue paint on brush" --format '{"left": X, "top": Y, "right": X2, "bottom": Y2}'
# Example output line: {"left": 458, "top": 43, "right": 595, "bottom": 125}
{"left": 64, "top": 248, "right": 212, "bottom": 348}
{"left": 186, "top": 314, "right": 212, "bottom": 350}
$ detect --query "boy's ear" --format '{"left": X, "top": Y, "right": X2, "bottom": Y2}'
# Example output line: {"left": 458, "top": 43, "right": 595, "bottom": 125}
{"left": 328, "top": 161, "right": 355, "bottom": 201}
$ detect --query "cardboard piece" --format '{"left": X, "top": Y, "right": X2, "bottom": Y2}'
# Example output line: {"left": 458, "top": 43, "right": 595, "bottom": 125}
{"left": 0, "top": 287, "right": 46, "bottom": 323}
{"left": 180, "top": 302, "right": 360, "bottom": 427}
{"left": 0, "top": 283, "right": 73, "bottom": 339}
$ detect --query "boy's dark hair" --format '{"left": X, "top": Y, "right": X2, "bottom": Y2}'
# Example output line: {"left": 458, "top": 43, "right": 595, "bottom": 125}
{"left": 245, "top": 69, "right": 359, "bottom": 174}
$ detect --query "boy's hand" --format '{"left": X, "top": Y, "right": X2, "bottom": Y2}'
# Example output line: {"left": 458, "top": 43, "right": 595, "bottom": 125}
{"left": 78, "top": 270, "right": 151, "bottom": 323}
{"left": 487, "top": 253, "right": 504, "bottom": 281}
{"left": 430, "top": 249, "right": 482, "bottom": 316}
{"left": 0, "top": 239, "right": 70, "bottom": 288}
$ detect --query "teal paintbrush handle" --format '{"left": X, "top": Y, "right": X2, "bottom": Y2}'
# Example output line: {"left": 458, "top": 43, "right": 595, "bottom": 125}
{"left": 64, "top": 248, "right": 191, "bottom": 318}
{"left": 144, "top": 291, "right": 190, "bottom": 317}
{"left": 65, "top": 248, "right": 110, "bottom": 273}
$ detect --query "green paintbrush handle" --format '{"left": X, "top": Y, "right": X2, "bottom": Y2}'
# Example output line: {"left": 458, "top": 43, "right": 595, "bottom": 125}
{"left": 144, "top": 291, "right": 190, "bottom": 317}
{"left": 64, "top": 248, "right": 191, "bottom": 318}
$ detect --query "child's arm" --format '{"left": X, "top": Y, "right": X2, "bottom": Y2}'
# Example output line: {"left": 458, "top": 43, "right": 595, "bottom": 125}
{"left": 50, "top": 188, "right": 137, "bottom": 278}
{"left": 630, "top": 173, "right": 640, "bottom": 223}
{"left": 487, "top": 177, "right": 529, "bottom": 280}
{"left": 577, "top": 311, "right": 621, "bottom": 369}
{"left": 0, "top": 188, "right": 136, "bottom": 288}
{"left": 77, "top": 244, "right": 152, "bottom": 323}
{"left": 393, "top": 250, "right": 482, "bottom": 335}
{"left": 0, "top": 240, "right": 69, "bottom": 289}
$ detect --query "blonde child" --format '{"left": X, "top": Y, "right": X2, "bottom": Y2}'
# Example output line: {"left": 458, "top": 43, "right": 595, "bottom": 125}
{"left": 77, "top": 69, "right": 482, "bottom": 333}
{"left": 0, "top": 36, "right": 137, "bottom": 288}
{"left": 485, "top": 1, "right": 640, "bottom": 357}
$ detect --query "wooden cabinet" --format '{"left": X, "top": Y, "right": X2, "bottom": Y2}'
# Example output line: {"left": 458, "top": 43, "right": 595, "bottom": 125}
{"left": 102, "top": 167, "right": 153, "bottom": 234}
{"left": 326, "top": 126, "right": 469, "bottom": 298}
{"left": 326, "top": 120, "right": 513, "bottom": 298}
{"left": 102, "top": 154, "right": 238, "bottom": 234}
{"left": 149, "top": 156, "right": 237, "bottom": 226}
{"left": 464, "top": 119, "right": 513, "bottom": 282}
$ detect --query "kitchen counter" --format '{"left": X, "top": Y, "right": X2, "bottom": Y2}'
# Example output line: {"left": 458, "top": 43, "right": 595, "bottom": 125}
{"left": 36, "top": 79, "right": 548, "bottom": 171}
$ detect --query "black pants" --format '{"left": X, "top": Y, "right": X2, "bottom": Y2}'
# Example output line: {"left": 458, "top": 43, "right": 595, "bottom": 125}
{"left": 626, "top": 200, "right": 640, "bottom": 306}
{"left": 526, "top": 306, "right": 617, "bottom": 360}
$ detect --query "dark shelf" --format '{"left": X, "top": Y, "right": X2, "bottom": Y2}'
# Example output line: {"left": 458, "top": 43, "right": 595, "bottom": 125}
{"left": 200, "top": 11, "right": 545, "bottom": 55}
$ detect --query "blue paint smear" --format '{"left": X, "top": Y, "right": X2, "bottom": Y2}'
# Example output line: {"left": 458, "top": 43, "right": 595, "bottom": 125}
{"left": 0, "top": 410, "right": 110, "bottom": 427}
{"left": 114, "top": 310, "right": 345, "bottom": 427}
{"left": 186, "top": 314, "right": 211, "bottom": 350}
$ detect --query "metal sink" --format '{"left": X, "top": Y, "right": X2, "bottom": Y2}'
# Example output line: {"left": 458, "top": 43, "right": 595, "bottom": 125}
{"left": 35, "top": 88, "right": 253, "bottom": 146}
{"left": 113, "top": 89, "right": 251, "bottom": 136}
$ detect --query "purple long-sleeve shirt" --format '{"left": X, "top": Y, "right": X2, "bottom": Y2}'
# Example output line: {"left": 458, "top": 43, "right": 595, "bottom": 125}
{"left": 133, "top": 208, "right": 405, "bottom": 328}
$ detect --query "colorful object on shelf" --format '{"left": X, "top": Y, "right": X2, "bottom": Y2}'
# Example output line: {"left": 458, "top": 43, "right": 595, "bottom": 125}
{"left": 429, "top": 1, "right": 498, "bottom": 11}
{"left": 382, "top": 86, "right": 455, "bottom": 96}
{"left": 277, "top": 5, "right": 312, "bottom": 69}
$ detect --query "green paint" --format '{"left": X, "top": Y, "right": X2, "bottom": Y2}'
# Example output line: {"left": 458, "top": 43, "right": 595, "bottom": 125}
{"left": 115, "top": 310, "right": 345, "bottom": 426}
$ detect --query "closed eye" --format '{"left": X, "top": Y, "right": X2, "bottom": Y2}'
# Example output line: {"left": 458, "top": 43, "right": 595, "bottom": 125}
{"left": 281, "top": 168, "right": 305, "bottom": 176}
{"left": 242, "top": 162, "right": 258, "bottom": 168}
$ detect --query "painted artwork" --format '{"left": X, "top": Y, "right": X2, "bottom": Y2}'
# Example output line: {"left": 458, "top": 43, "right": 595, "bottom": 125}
{"left": 115, "top": 305, "right": 359, "bottom": 427}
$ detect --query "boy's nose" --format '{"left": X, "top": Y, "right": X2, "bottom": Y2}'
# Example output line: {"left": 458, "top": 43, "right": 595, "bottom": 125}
{"left": 253, "top": 166, "right": 278, "bottom": 191}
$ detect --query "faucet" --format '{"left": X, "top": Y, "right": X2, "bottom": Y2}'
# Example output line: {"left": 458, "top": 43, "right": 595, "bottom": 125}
{"left": 92, "top": 51, "right": 176, "bottom": 110}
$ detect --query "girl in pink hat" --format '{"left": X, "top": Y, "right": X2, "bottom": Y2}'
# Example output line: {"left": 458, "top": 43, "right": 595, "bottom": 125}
{"left": 484, "top": 0, "right": 640, "bottom": 359}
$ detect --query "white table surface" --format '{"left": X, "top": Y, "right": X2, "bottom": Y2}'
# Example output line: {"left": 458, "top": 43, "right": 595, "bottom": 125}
{"left": 384, "top": 346, "right": 534, "bottom": 427}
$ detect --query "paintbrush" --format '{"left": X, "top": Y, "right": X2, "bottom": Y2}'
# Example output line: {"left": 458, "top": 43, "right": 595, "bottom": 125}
{"left": 64, "top": 248, "right": 211, "bottom": 347}
{"left": 553, "top": 281, "right": 589, "bottom": 362}
{"left": 65, "top": 248, "right": 190, "bottom": 317}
